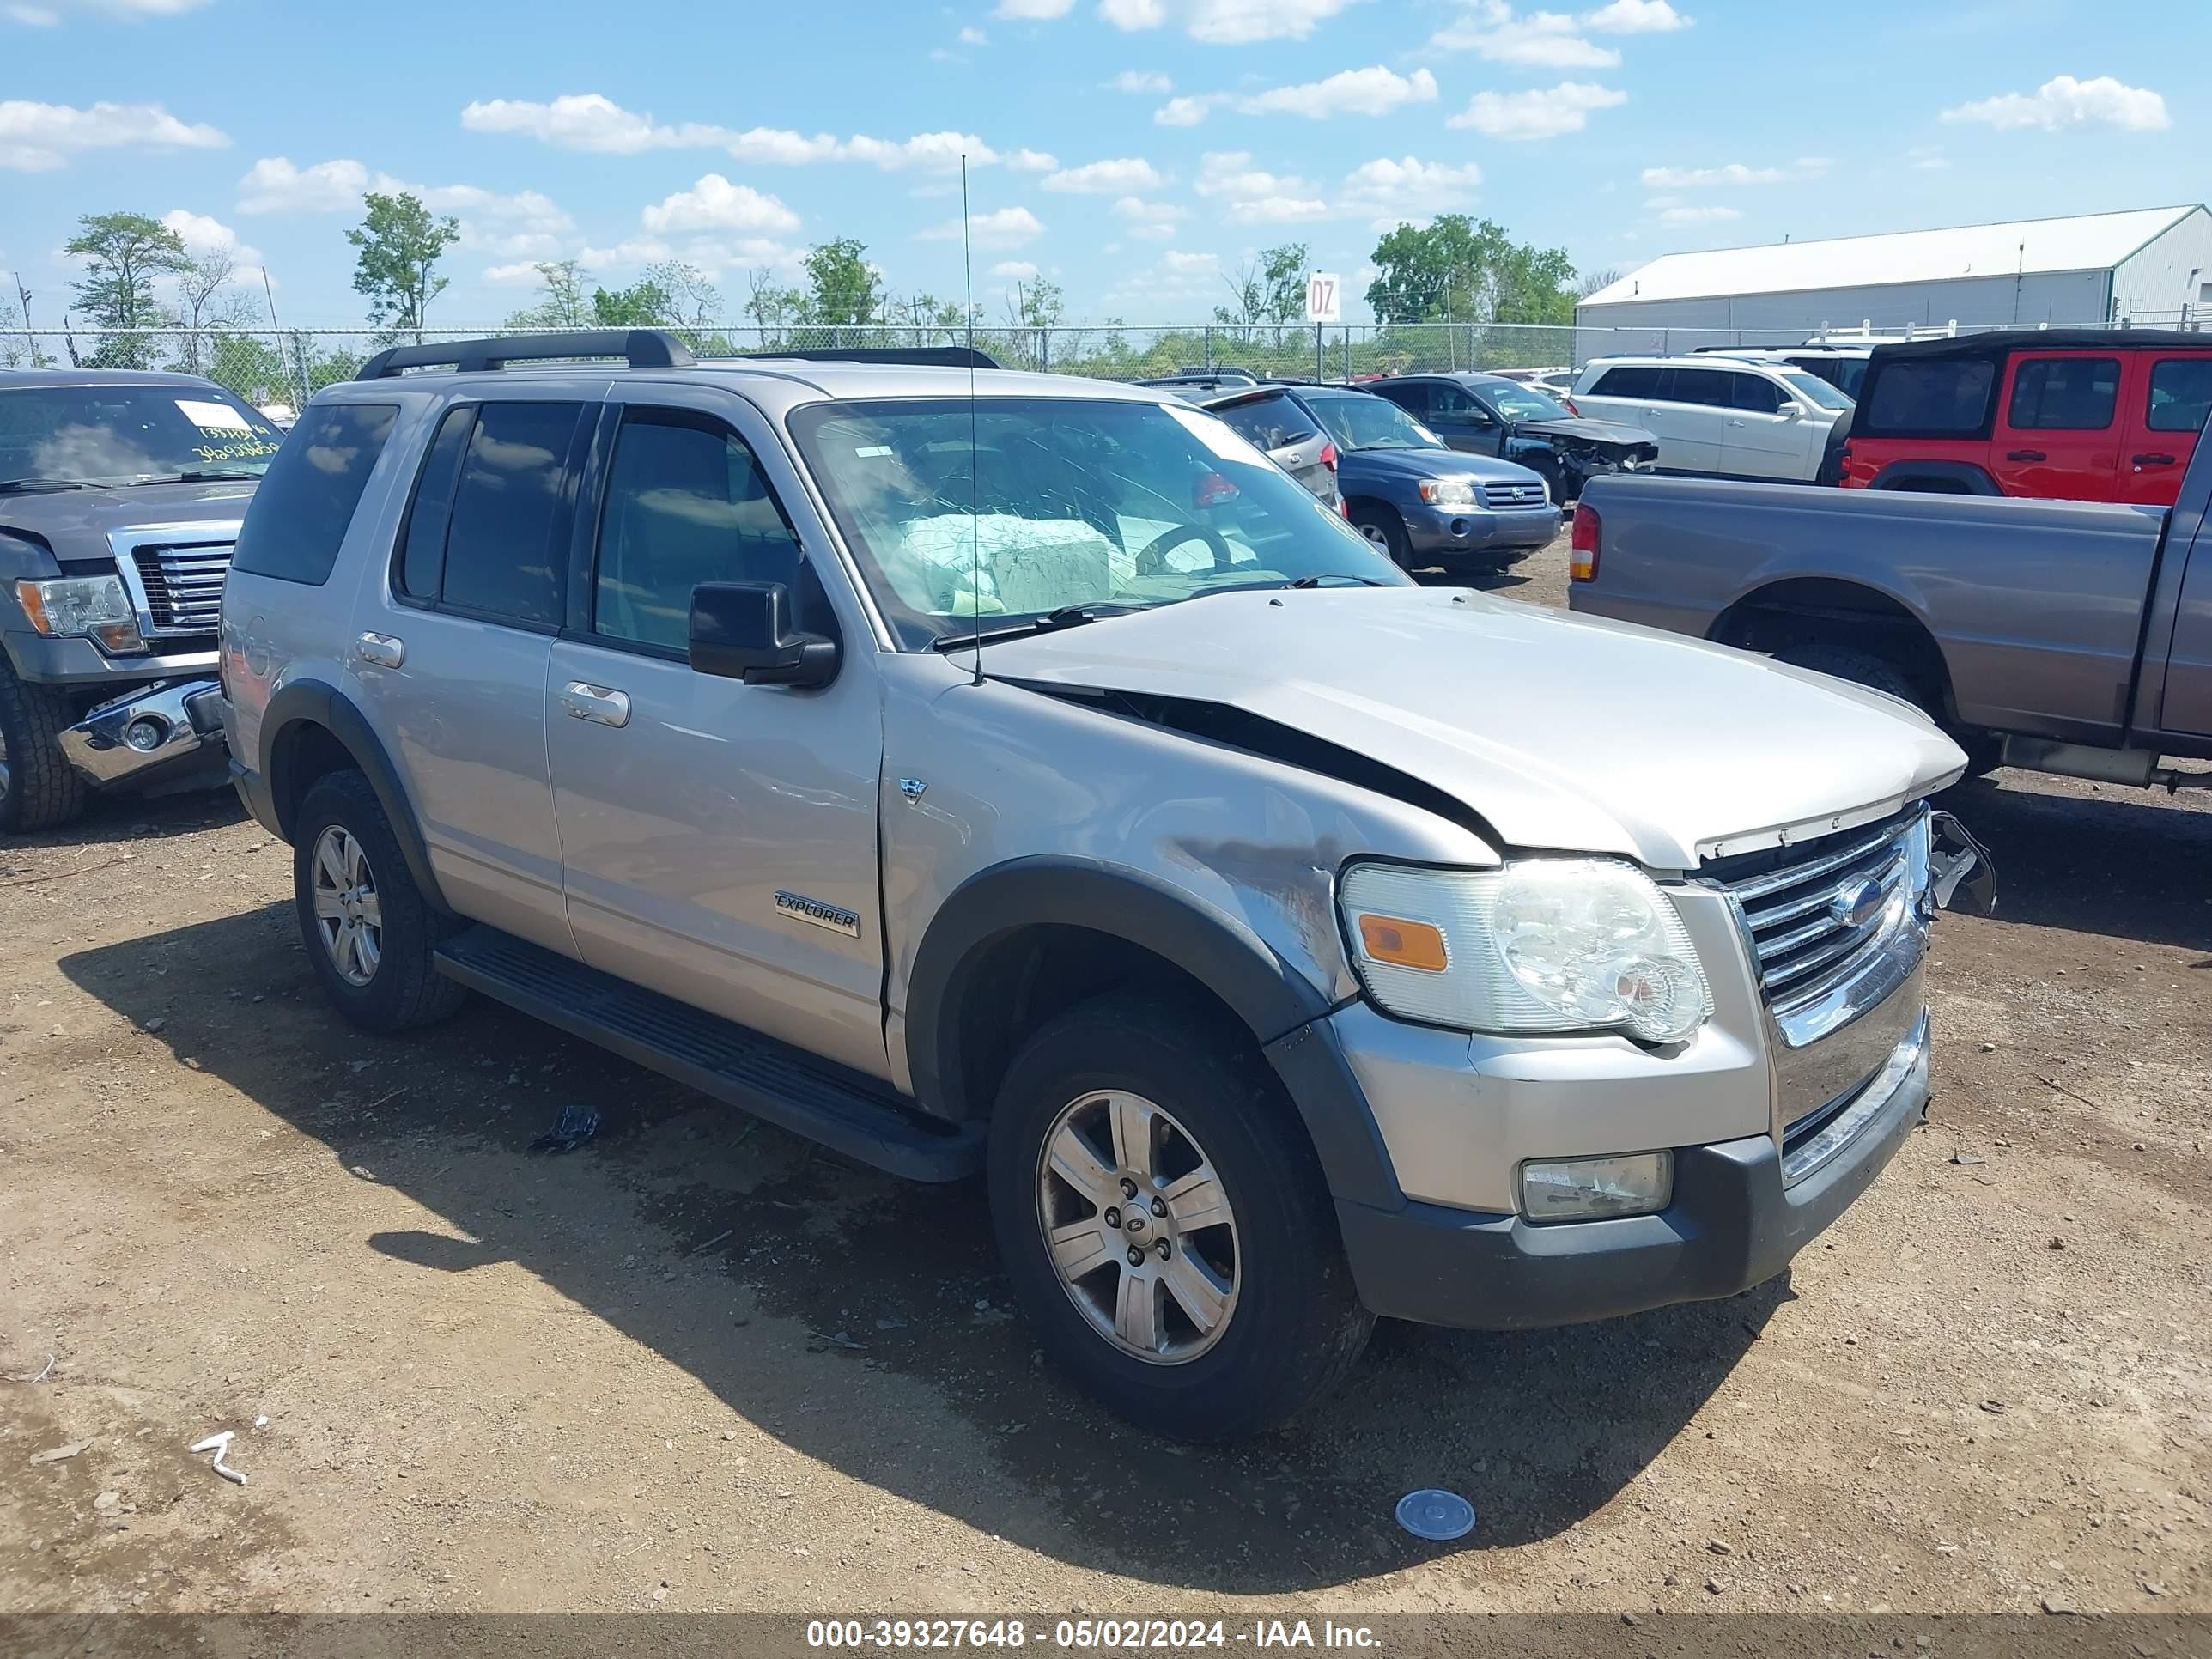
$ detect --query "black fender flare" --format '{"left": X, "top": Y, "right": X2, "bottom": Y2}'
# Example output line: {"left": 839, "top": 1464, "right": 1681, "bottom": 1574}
{"left": 1866, "top": 459, "right": 2002, "bottom": 495}
{"left": 905, "top": 856, "right": 1404, "bottom": 1209}
{"left": 260, "top": 678, "right": 453, "bottom": 915}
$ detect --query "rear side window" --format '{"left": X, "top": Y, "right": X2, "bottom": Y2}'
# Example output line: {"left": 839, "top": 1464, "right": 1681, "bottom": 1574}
{"left": 394, "top": 404, "right": 474, "bottom": 602}
{"left": 1730, "top": 374, "right": 1783, "bottom": 415}
{"left": 1212, "top": 393, "right": 1317, "bottom": 453}
{"left": 1589, "top": 365, "right": 1660, "bottom": 399}
{"left": 2146, "top": 358, "right": 2212, "bottom": 433}
{"left": 1664, "top": 368, "right": 1734, "bottom": 408}
{"left": 228, "top": 403, "right": 397, "bottom": 586}
{"left": 2008, "top": 357, "right": 2119, "bottom": 430}
{"left": 1370, "top": 383, "right": 1427, "bottom": 416}
{"left": 436, "top": 401, "right": 585, "bottom": 628}
{"left": 1863, "top": 358, "right": 1997, "bottom": 435}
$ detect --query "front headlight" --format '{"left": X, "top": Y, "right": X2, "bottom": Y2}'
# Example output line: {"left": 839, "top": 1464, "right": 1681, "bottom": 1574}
{"left": 1417, "top": 477, "right": 1479, "bottom": 507}
{"left": 1340, "top": 859, "right": 1712, "bottom": 1042}
{"left": 14, "top": 575, "right": 145, "bottom": 655}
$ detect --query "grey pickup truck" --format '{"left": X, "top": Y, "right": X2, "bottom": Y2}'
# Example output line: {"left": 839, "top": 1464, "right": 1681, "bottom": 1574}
{"left": 1567, "top": 420, "right": 2212, "bottom": 793}
{"left": 1, "top": 368, "right": 284, "bottom": 832}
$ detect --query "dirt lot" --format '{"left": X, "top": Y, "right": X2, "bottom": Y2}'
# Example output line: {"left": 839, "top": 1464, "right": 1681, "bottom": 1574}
{"left": 3, "top": 534, "right": 2208, "bottom": 1625}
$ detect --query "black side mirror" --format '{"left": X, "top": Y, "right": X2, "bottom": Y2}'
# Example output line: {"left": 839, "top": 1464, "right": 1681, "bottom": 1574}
{"left": 689, "top": 581, "right": 840, "bottom": 688}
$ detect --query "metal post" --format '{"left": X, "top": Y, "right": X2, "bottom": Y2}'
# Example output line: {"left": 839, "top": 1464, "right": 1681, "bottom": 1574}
{"left": 1204, "top": 323, "right": 1213, "bottom": 370}
{"left": 1315, "top": 322, "right": 1323, "bottom": 382}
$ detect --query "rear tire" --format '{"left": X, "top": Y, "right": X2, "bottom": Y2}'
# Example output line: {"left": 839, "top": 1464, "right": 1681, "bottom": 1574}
{"left": 293, "top": 769, "right": 466, "bottom": 1034}
{"left": 1349, "top": 505, "right": 1412, "bottom": 568}
{"left": 0, "top": 661, "right": 89, "bottom": 835}
{"left": 987, "top": 994, "right": 1373, "bottom": 1442}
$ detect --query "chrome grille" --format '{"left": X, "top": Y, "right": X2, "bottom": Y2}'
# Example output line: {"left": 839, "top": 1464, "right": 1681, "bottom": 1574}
{"left": 1479, "top": 479, "right": 1548, "bottom": 510}
{"left": 128, "top": 540, "right": 233, "bottom": 637}
{"left": 1706, "top": 810, "right": 1923, "bottom": 1014}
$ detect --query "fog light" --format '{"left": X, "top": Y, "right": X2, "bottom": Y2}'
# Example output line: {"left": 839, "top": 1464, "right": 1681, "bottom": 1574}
{"left": 1519, "top": 1152, "right": 1673, "bottom": 1223}
{"left": 124, "top": 716, "right": 168, "bottom": 753}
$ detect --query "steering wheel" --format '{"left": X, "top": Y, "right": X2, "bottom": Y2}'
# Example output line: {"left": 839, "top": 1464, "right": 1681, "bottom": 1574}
{"left": 1133, "top": 523, "right": 1235, "bottom": 577}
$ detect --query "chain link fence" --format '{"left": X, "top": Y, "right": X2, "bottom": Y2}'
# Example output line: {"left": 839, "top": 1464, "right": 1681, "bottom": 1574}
{"left": 9, "top": 312, "right": 2203, "bottom": 411}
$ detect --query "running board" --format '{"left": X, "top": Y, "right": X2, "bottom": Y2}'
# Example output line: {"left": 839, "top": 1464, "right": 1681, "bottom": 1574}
{"left": 434, "top": 927, "right": 982, "bottom": 1182}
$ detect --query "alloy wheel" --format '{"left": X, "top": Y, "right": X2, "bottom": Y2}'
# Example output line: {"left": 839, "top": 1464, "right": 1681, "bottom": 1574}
{"left": 1036, "top": 1090, "right": 1240, "bottom": 1364}
{"left": 311, "top": 825, "right": 383, "bottom": 987}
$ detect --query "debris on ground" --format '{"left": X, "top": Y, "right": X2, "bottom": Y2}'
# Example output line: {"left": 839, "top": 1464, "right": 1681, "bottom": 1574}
{"left": 529, "top": 1103, "right": 602, "bottom": 1154}
{"left": 28, "top": 1441, "right": 89, "bottom": 1466}
{"left": 188, "top": 1430, "right": 247, "bottom": 1486}
{"left": 1395, "top": 1489, "right": 1476, "bottom": 1541}
{"left": 1951, "top": 1152, "right": 1988, "bottom": 1166}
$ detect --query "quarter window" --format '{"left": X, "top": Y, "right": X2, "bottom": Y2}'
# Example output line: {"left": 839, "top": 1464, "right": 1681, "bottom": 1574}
{"left": 2008, "top": 357, "right": 2120, "bottom": 430}
{"left": 394, "top": 404, "right": 474, "bottom": 602}
{"left": 2146, "top": 358, "right": 2212, "bottom": 434}
{"left": 435, "top": 401, "right": 585, "bottom": 628}
{"left": 229, "top": 403, "right": 397, "bottom": 586}
{"left": 1863, "top": 359, "right": 1997, "bottom": 435}
{"left": 592, "top": 408, "right": 809, "bottom": 653}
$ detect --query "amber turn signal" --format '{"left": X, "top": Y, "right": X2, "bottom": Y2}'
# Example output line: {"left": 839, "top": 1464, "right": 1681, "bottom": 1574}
{"left": 1356, "top": 913, "right": 1449, "bottom": 972}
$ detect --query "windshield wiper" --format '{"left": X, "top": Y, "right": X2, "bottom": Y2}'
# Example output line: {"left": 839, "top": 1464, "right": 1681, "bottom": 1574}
{"left": 1285, "top": 573, "right": 1391, "bottom": 588}
{"left": 0, "top": 477, "right": 100, "bottom": 494}
{"left": 929, "top": 602, "right": 1139, "bottom": 653}
{"left": 122, "top": 470, "right": 262, "bottom": 485}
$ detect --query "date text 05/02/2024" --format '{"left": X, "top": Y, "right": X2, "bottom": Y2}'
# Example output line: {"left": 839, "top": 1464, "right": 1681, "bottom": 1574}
{"left": 805, "top": 1619, "right": 1382, "bottom": 1650}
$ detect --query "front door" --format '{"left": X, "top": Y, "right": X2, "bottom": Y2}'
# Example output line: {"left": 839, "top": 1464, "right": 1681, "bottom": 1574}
{"left": 545, "top": 388, "right": 890, "bottom": 1079}
{"left": 1991, "top": 352, "right": 2124, "bottom": 500}
{"left": 1719, "top": 369, "right": 1803, "bottom": 480}
{"left": 1425, "top": 382, "right": 1504, "bottom": 455}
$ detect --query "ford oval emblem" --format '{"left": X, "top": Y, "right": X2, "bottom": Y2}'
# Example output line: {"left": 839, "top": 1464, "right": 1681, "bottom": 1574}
{"left": 1831, "top": 877, "right": 1887, "bottom": 929}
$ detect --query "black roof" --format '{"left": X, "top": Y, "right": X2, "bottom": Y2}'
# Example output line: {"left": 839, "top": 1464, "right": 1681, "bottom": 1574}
{"left": 1872, "top": 328, "right": 2211, "bottom": 363}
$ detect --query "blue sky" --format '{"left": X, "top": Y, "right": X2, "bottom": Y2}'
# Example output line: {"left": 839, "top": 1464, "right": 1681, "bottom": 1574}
{"left": 3, "top": 0, "right": 2203, "bottom": 329}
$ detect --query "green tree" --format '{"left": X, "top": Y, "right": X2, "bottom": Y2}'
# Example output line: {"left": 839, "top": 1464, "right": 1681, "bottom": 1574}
{"left": 65, "top": 211, "right": 191, "bottom": 368}
{"left": 1364, "top": 216, "right": 1575, "bottom": 326}
{"left": 506, "top": 259, "right": 592, "bottom": 330}
{"left": 802, "top": 238, "right": 881, "bottom": 326}
{"left": 348, "top": 191, "right": 459, "bottom": 339}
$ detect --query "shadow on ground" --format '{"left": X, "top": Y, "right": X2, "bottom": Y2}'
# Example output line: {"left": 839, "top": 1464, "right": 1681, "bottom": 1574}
{"left": 64, "top": 904, "right": 1778, "bottom": 1592}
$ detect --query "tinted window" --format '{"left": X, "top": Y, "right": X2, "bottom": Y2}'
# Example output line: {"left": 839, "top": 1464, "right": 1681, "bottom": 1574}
{"left": 594, "top": 410, "right": 807, "bottom": 652}
{"left": 1212, "top": 392, "right": 1320, "bottom": 454}
{"left": 1370, "top": 383, "right": 1428, "bottom": 416}
{"left": 1429, "top": 384, "right": 1483, "bottom": 417}
{"left": 439, "top": 401, "right": 583, "bottom": 627}
{"left": 1590, "top": 365, "right": 1660, "bottom": 398}
{"left": 2008, "top": 357, "right": 2120, "bottom": 430}
{"left": 1730, "top": 374, "right": 1784, "bottom": 415}
{"left": 0, "top": 383, "right": 286, "bottom": 487}
{"left": 2146, "top": 358, "right": 2212, "bottom": 434}
{"left": 1664, "top": 368, "right": 1734, "bottom": 408}
{"left": 1863, "top": 358, "right": 1997, "bottom": 435}
{"left": 228, "top": 403, "right": 397, "bottom": 586}
{"left": 395, "top": 405, "right": 473, "bottom": 602}
{"left": 1780, "top": 370, "right": 1854, "bottom": 411}
{"left": 1483, "top": 381, "right": 1571, "bottom": 421}
{"left": 1786, "top": 356, "right": 1868, "bottom": 399}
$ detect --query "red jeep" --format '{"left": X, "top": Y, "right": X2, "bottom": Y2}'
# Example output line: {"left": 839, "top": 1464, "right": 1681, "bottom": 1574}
{"left": 1839, "top": 329, "right": 2212, "bottom": 505}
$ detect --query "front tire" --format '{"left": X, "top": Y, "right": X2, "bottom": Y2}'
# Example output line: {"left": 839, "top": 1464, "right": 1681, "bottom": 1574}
{"left": 293, "top": 770, "right": 466, "bottom": 1033}
{"left": 0, "top": 662, "right": 89, "bottom": 835}
{"left": 987, "top": 994, "right": 1373, "bottom": 1441}
{"left": 1349, "top": 504, "right": 1412, "bottom": 568}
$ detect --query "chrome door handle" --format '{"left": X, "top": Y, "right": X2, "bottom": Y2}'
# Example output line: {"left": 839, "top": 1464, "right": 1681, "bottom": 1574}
{"left": 560, "top": 681, "right": 632, "bottom": 728}
{"left": 355, "top": 632, "right": 404, "bottom": 668}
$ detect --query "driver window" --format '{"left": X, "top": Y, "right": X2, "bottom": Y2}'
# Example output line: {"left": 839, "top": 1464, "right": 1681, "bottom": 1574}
{"left": 593, "top": 408, "right": 810, "bottom": 653}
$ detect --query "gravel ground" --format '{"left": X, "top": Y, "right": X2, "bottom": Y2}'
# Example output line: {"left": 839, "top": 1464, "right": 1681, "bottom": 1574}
{"left": 2, "top": 532, "right": 2207, "bottom": 1623}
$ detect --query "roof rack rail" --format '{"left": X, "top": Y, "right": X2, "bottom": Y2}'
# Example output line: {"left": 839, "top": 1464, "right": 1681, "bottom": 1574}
{"left": 743, "top": 345, "right": 1003, "bottom": 370}
{"left": 353, "top": 329, "right": 695, "bottom": 380}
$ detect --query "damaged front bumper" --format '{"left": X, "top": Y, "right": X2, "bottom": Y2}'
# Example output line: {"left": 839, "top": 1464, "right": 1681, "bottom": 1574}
{"left": 59, "top": 678, "right": 228, "bottom": 789}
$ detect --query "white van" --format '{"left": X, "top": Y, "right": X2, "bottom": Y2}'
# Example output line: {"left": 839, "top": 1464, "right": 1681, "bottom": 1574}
{"left": 1570, "top": 356, "right": 1854, "bottom": 483}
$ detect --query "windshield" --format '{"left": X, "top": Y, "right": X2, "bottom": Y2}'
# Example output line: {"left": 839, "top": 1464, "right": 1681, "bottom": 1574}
{"left": 1480, "top": 380, "right": 1572, "bottom": 422}
{"left": 1790, "top": 356, "right": 1868, "bottom": 399}
{"left": 1300, "top": 392, "right": 1444, "bottom": 453}
{"left": 0, "top": 384, "right": 286, "bottom": 487}
{"left": 1780, "top": 371, "right": 1854, "bottom": 411}
{"left": 788, "top": 396, "right": 1405, "bottom": 648}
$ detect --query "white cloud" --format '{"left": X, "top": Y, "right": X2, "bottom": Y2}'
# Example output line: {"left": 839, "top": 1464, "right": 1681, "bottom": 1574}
{"left": 1237, "top": 65, "right": 1438, "bottom": 118}
{"left": 159, "top": 208, "right": 262, "bottom": 267}
{"left": 1153, "top": 96, "right": 1212, "bottom": 126}
{"left": 0, "top": 99, "right": 227, "bottom": 171}
{"left": 6, "top": 0, "right": 209, "bottom": 21}
{"left": 1432, "top": 2, "right": 1618, "bottom": 67}
{"left": 1658, "top": 204, "right": 1741, "bottom": 224}
{"left": 1041, "top": 156, "right": 1165, "bottom": 193}
{"left": 1194, "top": 151, "right": 1332, "bottom": 223}
{"left": 462, "top": 94, "right": 1033, "bottom": 173}
{"left": 6, "top": 5, "right": 58, "bottom": 20}
{"left": 1098, "top": 0, "right": 1356, "bottom": 43}
{"left": 1447, "top": 81, "right": 1626, "bottom": 140}
{"left": 1114, "top": 195, "right": 1188, "bottom": 239}
{"left": 1109, "top": 70, "right": 1172, "bottom": 94}
{"left": 1583, "top": 0, "right": 1689, "bottom": 30}
{"left": 482, "top": 261, "right": 545, "bottom": 286}
{"left": 576, "top": 234, "right": 802, "bottom": 280}
{"left": 234, "top": 155, "right": 368, "bottom": 213}
{"left": 843, "top": 131, "right": 1002, "bottom": 173}
{"left": 1161, "top": 249, "right": 1218, "bottom": 276}
{"left": 1007, "top": 148, "right": 1059, "bottom": 171}
{"left": 958, "top": 25, "right": 988, "bottom": 43}
{"left": 1942, "top": 74, "right": 2168, "bottom": 131}
{"left": 920, "top": 206, "right": 1045, "bottom": 247}
{"left": 991, "top": 259, "right": 1040, "bottom": 279}
{"left": 1905, "top": 144, "right": 1949, "bottom": 171}
{"left": 1341, "top": 156, "right": 1483, "bottom": 219}
{"left": 1640, "top": 161, "right": 1787, "bottom": 187}
{"left": 995, "top": 0, "right": 1074, "bottom": 14}
{"left": 640, "top": 173, "right": 801, "bottom": 234}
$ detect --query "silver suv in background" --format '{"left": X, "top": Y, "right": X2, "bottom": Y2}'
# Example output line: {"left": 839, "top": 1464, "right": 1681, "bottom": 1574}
{"left": 221, "top": 331, "right": 1987, "bottom": 1441}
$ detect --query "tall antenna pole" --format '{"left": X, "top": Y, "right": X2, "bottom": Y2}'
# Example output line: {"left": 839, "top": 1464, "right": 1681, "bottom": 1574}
{"left": 963, "top": 154, "right": 983, "bottom": 688}
{"left": 11, "top": 271, "right": 38, "bottom": 367}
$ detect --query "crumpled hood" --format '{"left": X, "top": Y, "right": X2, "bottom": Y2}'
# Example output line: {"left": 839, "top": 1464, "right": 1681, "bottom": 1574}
{"left": 984, "top": 585, "right": 1966, "bottom": 870}
{"left": 0, "top": 480, "right": 254, "bottom": 567}
{"left": 1509, "top": 416, "right": 1659, "bottom": 453}
{"left": 1343, "top": 446, "right": 1543, "bottom": 484}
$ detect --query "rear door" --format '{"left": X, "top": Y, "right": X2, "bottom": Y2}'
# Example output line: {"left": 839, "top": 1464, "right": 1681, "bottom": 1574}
{"left": 1992, "top": 350, "right": 2124, "bottom": 500}
{"left": 2124, "top": 352, "right": 2212, "bottom": 506}
{"left": 1719, "top": 370, "right": 1801, "bottom": 480}
{"left": 1645, "top": 367, "right": 1729, "bottom": 474}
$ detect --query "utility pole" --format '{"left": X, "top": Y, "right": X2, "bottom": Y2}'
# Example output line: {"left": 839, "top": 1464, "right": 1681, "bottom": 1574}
{"left": 13, "top": 271, "right": 45, "bottom": 367}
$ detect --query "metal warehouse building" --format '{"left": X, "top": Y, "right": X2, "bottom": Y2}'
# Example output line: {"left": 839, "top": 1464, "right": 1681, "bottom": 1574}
{"left": 1576, "top": 204, "right": 2212, "bottom": 356}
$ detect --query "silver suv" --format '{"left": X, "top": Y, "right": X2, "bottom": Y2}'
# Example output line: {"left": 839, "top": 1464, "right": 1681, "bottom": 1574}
{"left": 219, "top": 330, "right": 1989, "bottom": 1441}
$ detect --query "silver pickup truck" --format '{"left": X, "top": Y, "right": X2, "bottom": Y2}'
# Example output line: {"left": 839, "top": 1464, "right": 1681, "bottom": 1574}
{"left": 1568, "top": 423, "right": 2212, "bottom": 793}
